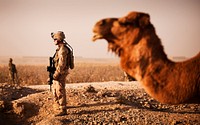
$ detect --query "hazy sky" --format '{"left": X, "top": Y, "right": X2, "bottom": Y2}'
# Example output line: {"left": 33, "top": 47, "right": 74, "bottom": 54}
{"left": 0, "top": 0, "right": 199, "bottom": 58}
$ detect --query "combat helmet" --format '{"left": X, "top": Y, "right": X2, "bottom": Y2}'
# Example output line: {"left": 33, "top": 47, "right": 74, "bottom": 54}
{"left": 51, "top": 31, "right": 65, "bottom": 41}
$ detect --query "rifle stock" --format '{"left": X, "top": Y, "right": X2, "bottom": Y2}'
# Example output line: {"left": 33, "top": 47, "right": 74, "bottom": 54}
{"left": 47, "top": 57, "right": 55, "bottom": 91}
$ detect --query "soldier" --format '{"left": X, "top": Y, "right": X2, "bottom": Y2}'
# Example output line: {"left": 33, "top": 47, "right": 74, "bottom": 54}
{"left": 50, "top": 31, "right": 70, "bottom": 116}
{"left": 8, "top": 58, "right": 18, "bottom": 85}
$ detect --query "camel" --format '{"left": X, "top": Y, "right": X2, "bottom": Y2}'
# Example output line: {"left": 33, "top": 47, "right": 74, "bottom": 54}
{"left": 92, "top": 11, "right": 200, "bottom": 104}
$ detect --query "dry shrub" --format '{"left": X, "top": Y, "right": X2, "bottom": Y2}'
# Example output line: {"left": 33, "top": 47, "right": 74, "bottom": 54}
{"left": 0, "top": 63, "right": 124, "bottom": 86}
{"left": 0, "top": 65, "right": 47, "bottom": 86}
{"left": 67, "top": 63, "right": 124, "bottom": 83}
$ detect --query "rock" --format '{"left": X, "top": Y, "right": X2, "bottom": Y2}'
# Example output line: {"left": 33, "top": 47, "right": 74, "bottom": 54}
{"left": 0, "top": 100, "right": 5, "bottom": 111}
{"left": 12, "top": 101, "right": 25, "bottom": 116}
{"left": 85, "top": 85, "right": 97, "bottom": 93}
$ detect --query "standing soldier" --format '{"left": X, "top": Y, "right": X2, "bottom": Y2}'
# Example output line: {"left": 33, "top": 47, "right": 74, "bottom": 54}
{"left": 50, "top": 31, "right": 70, "bottom": 116}
{"left": 8, "top": 58, "right": 18, "bottom": 85}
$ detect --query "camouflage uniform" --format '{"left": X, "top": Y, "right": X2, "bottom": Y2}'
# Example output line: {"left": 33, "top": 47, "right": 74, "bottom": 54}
{"left": 51, "top": 31, "right": 69, "bottom": 116}
{"left": 8, "top": 58, "right": 18, "bottom": 84}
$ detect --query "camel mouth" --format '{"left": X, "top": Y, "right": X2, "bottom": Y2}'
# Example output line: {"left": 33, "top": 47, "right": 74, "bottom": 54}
{"left": 92, "top": 33, "right": 103, "bottom": 42}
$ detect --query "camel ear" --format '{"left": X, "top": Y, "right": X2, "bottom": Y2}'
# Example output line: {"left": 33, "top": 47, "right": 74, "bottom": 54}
{"left": 118, "top": 12, "right": 138, "bottom": 24}
{"left": 139, "top": 14, "right": 150, "bottom": 28}
{"left": 118, "top": 12, "right": 150, "bottom": 28}
{"left": 118, "top": 17, "right": 132, "bottom": 24}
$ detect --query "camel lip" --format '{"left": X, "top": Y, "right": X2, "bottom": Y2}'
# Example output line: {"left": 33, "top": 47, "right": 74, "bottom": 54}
{"left": 92, "top": 33, "right": 103, "bottom": 42}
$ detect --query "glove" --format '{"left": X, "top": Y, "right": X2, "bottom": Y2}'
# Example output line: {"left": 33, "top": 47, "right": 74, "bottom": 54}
{"left": 47, "top": 78, "right": 50, "bottom": 82}
{"left": 53, "top": 72, "right": 60, "bottom": 80}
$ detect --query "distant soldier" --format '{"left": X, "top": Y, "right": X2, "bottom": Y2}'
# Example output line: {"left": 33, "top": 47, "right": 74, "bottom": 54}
{"left": 8, "top": 58, "right": 18, "bottom": 84}
{"left": 49, "top": 31, "right": 72, "bottom": 116}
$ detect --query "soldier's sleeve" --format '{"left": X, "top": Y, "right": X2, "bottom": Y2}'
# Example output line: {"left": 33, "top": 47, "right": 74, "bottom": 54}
{"left": 53, "top": 46, "right": 68, "bottom": 79}
{"left": 8, "top": 63, "right": 11, "bottom": 71}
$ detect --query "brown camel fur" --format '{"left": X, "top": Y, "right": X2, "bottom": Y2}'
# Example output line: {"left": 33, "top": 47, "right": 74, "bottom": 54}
{"left": 92, "top": 11, "right": 200, "bottom": 104}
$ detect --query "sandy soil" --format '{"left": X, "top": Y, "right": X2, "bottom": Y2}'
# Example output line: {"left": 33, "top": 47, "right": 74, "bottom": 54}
{"left": 0, "top": 81, "right": 199, "bottom": 125}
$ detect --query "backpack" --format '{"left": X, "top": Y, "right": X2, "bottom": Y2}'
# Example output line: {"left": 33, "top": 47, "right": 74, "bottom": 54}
{"left": 64, "top": 42, "right": 74, "bottom": 69}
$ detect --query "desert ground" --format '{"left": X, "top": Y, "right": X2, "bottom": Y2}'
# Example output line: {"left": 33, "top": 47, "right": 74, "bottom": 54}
{"left": 0, "top": 57, "right": 199, "bottom": 125}
{"left": 0, "top": 81, "right": 199, "bottom": 125}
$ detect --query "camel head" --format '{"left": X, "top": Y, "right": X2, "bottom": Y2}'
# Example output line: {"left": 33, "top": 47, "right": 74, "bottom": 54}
{"left": 92, "top": 11, "right": 200, "bottom": 104}
{"left": 92, "top": 11, "right": 151, "bottom": 56}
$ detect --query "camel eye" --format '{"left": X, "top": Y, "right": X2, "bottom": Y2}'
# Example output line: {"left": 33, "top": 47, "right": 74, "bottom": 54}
{"left": 119, "top": 20, "right": 139, "bottom": 27}
{"left": 119, "top": 22, "right": 130, "bottom": 26}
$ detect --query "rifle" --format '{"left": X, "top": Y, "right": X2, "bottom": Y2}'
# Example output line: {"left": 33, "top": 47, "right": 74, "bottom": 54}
{"left": 47, "top": 57, "right": 56, "bottom": 91}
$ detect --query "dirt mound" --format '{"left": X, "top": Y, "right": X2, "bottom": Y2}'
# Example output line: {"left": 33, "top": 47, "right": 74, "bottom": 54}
{"left": 0, "top": 82, "right": 200, "bottom": 125}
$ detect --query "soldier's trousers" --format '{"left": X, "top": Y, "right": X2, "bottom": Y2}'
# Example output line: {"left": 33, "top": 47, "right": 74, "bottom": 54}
{"left": 52, "top": 74, "right": 67, "bottom": 111}
{"left": 9, "top": 72, "right": 18, "bottom": 84}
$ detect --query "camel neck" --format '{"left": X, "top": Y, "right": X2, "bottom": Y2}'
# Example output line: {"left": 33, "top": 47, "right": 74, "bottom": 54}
{"left": 120, "top": 31, "right": 173, "bottom": 81}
